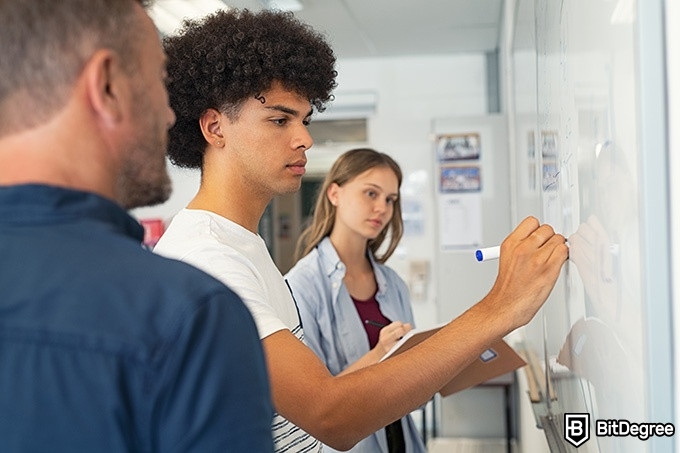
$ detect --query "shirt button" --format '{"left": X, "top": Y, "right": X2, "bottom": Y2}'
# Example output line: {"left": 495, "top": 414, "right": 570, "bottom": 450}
{"left": 336, "top": 263, "right": 344, "bottom": 270}
{"left": 332, "top": 282, "right": 339, "bottom": 289}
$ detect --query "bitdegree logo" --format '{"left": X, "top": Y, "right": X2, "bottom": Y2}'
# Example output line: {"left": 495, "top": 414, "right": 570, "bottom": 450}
{"left": 564, "top": 413, "right": 675, "bottom": 447}
{"left": 564, "top": 413, "right": 590, "bottom": 447}
{"left": 596, "top": 419, "right": 675, "bottom": 441}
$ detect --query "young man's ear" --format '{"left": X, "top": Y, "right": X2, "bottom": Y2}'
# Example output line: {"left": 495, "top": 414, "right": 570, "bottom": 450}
{"left": 84, "top": 49, "right": 127, "bottom": 125}
{"left": 199, "top": 108, "right": 225, "bottom": 147}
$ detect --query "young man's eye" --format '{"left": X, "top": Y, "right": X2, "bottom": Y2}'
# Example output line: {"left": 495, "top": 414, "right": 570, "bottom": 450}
{"left": 273, "top": 118, "right": 287, "bottom": 126}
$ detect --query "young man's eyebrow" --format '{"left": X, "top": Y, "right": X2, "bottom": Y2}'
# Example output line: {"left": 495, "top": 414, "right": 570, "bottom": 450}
{"left": 266, "top": 105, "right": 314, "bottom": 118}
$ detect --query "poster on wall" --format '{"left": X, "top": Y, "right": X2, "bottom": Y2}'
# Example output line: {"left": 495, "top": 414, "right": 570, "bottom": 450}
{"left": 439, "top": 165, "right": 482, "bottom": 193}
{"left": 436, "top": 132, "right": 481, "bottom": 162}
{"left": 438, "top": 193, "right": 482, "bottom": 250}
{"left": 435, "top": 132, "right": 483, "bottom": 250}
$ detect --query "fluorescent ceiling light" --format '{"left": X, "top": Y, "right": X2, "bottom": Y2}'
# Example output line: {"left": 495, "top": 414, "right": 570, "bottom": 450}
{"left": 260, "top": 0, "right": 303, "bottom": 12}
{"left": 610, "top": 0, "right": 635, "bottom": 24}
{"left": 149, "top": 0, "right": 229, "bottom": 36}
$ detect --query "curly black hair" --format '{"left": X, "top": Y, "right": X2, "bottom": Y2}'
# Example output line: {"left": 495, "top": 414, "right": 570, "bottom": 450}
{"left": 163, "top": 9, "right": 338, "bottom": 169}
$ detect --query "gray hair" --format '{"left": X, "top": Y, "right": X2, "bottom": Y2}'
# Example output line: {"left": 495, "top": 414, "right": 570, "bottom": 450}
{"left": 0, "top": 0, "right": 149, "bottom": 135}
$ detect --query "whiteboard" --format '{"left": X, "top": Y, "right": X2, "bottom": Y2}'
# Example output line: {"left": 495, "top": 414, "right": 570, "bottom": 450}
{"left": 510, "top": 0, "right": 672, "bottom": 451}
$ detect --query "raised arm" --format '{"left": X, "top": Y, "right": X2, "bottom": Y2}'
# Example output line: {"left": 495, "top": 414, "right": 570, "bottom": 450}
{"left": 265, "top": 216, "right": 568, "bottom": 450}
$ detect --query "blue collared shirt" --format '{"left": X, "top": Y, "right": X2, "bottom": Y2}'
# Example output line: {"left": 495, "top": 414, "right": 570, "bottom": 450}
{"left": 0, "top": 184, "right": 274, "bottom": 452}
{"left": 285, "top": 236, "right": 426, "bottom": 453}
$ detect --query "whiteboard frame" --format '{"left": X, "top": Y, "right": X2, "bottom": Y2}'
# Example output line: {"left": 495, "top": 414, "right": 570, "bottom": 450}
{"left": 668, "top": 0, "right": 680, "bottom": 449}
{"left": 638, "top": 0, "right": 673, "bottom": 451}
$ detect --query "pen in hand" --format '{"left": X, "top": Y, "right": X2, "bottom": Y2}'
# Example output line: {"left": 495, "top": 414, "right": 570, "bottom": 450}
{"left": 364, "top": 319, "right": 387, "bottom": 328}
{"left": 476, "top": 241, "right": 578, "bottom": 262}
{"left": 475, "top": 246, "right": 501, "bottom": 262}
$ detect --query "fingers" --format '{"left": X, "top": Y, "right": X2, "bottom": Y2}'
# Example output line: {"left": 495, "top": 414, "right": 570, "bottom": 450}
{"left": 504, "top": 216, "right": 555, "bottom": 252}
{"left": 384, "top": 322, "right": 411, "bottom": 339}
{"left": 508, "top": 216, "right": 541, "bottom": 241}
{"left": 503, "top": 217, "right": 567, "bottom": 263}
{"left": 544, "top": 234, "right": 570, "bottom": 271}
{"left": 489, "top": 217, "right": 569, "bottom": 329}
{"left": 378, "top": 322, "right": 412, "bottom": 345}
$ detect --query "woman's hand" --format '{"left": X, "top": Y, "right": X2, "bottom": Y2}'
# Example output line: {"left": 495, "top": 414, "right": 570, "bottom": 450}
{"left": 376, "top": 321, "right": 412, "bottom": 356}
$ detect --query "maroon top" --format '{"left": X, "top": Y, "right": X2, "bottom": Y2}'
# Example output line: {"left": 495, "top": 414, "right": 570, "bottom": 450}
{"left": 352, "top": 292, "right": 406, "bottom": 452}
{"left": 351, "top": 291, "right": 391, "bottom": 348}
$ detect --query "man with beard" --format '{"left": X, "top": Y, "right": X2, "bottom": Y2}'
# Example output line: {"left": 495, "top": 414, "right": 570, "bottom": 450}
{"left": 0, "top": 1, "right": 274, "bottom": 451}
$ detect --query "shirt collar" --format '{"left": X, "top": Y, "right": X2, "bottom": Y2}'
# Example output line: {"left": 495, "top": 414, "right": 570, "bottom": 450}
{"left": 0, "top": 184, "right": 145, "bottom": 241}
{"left": 315, "top": 236, "right": 388, "bottom": 296}
{"left": 317, "top": 236, "right": 343, "bottom": 277}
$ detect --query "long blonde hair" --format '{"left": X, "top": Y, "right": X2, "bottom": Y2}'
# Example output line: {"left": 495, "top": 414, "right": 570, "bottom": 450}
{"left": 295, "top": 148, "right": 403, "bottom": 263}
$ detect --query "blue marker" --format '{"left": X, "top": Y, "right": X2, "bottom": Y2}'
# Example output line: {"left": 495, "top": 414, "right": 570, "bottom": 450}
{"left": 475, "top": 246, "right": 500, "bottom": 262}
{"left": 477, "top": 241, "right": 618, "bottom": 262}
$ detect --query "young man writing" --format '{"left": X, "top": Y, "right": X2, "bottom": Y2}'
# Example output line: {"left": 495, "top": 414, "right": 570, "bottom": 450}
{"left": 155, "top": 8, "right": 568, "bottom": 452}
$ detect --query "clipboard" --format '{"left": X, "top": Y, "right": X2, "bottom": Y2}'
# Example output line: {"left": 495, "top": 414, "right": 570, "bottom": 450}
{"left": 379, "top": 324, "right": 527, "bottom": 396}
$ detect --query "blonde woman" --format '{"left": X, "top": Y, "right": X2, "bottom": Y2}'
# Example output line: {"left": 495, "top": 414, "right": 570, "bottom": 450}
{"left": 285, "top": 148, "right": 425, "bottom": 453}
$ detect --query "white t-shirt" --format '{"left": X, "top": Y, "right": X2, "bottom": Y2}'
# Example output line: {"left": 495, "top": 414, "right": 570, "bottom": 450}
{"left": 154, "top": 208, "right": 320, "bottom": 453}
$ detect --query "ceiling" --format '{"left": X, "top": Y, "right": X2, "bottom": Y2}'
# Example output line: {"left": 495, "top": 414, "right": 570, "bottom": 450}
{"left": 150, "top": 0, "right": 504, "bottom": 59}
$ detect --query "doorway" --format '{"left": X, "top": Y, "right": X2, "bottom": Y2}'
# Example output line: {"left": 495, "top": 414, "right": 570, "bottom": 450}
{"left": 259, "top": 176, "right": 324, "bottom": 274}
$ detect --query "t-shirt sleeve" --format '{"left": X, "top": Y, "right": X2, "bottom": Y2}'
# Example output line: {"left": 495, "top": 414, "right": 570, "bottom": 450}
{"left": 164, "top": 245, "right": 289, "bottom": 340}
{"left": 201, "top": 250, "right": 289, "bottom": 339}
